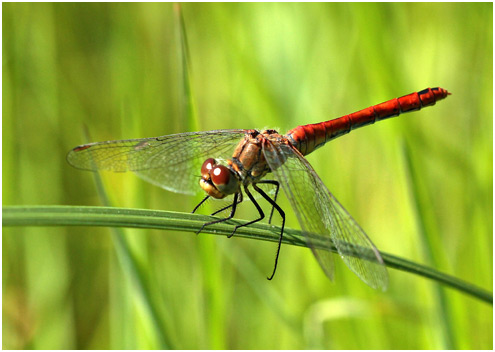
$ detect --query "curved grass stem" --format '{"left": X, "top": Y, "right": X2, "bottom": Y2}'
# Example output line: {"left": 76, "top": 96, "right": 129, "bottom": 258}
{"left": 3, "top": 205, "right": 492, "bottom": 305}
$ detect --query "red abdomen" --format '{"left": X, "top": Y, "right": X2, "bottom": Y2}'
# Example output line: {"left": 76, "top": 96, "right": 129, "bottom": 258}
{"left": 286, "top": 87, "right": 450, "bottom": 156}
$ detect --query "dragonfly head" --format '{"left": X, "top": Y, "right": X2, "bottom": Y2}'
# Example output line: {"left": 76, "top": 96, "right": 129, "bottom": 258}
{"left": 199, "top": 158, "right": 239, "bottom": 199}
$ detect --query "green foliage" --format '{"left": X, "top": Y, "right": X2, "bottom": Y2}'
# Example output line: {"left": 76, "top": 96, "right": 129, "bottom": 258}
{"left": 3, "top": 2, "right": 492, "bottom": 349}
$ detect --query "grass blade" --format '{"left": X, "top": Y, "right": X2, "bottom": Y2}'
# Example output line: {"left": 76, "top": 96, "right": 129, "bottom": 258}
{"left": 3, "top": 205, "right": 492, "bottom": 304}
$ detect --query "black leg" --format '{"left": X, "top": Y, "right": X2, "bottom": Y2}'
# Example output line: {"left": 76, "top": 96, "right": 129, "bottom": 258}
{"left": 256, "top": 180, "right": 280, "bottom": 224}
{"left": 210, "top": 192, "right": 243, "bottom": 216}
{"left": 194, "top": 182, "right": 285, "bottom": 281}
{"left": 196, "top": 193, "right": 239, "bottom": 235}
{"left": 227, "top": 185, "right": 265, "bottom": 238}
{"left": 252, "top": 183, "right": 285, "bottom": 281}
{"left": 192, "top": 195, "right": 210, "bottom": 214}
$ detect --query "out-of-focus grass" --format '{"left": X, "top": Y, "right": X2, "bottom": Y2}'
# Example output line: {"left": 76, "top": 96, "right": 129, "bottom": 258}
{"left": 3, "top": 2, "right": 492, "bottom": 349}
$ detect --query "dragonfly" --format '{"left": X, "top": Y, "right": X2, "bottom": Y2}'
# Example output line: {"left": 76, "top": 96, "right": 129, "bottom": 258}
{"left": 67, "top": 87, "right": 450, "bottom": 290}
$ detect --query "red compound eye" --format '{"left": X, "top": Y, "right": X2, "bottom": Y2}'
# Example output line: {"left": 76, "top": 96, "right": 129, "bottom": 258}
{"left": 210, "top": 165, "right": 231, "bottom": 186}
{"left": 201, "top": 158, "right": 217, "bottom": 177}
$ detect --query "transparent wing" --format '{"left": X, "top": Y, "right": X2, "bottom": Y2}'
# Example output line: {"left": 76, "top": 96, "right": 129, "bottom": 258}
{"left": 67, "top": 129, "right": 248, "bottom": 195}
{"left": 262, "top": 140, "right": 388, "bottom": 290}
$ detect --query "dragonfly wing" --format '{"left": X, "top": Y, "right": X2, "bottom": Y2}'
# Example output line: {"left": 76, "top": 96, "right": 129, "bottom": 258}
{"left": 67, "top": 129, "right": 248, "bottom": 195}
{"left": 262, "top": 140, "right": 388, "bottom": 290}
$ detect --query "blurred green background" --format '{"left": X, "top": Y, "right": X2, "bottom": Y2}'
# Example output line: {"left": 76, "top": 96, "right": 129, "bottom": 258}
{"left": 3, "top": 2, "right": 492, "bottom": 349}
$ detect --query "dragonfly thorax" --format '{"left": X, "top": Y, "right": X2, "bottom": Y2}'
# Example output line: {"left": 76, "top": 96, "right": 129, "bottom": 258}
{"left": 199, "top": 158, "right": 240, "bottom": 199}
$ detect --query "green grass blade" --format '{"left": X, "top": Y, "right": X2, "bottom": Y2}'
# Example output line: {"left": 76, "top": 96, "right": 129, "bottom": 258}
{"left": 402, "top": 139, "right": 454, "bottom": 348}
{"left": 80, "top": 128, "right": 172, "bottom": 349}
{"left": 3, "top": 205, "right": 492, "bottom": 305}
{"left": 174, "top": 3, "right": 199, "bottom": 132}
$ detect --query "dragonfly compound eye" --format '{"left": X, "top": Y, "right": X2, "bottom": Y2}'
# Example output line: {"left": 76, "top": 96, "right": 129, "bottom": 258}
{"left": 201, "top": 158, "right": 217, "bottom": 178}
{"left": 211, "top": 165, "right": 230, "bottom": 186}
{"left": 211, "top": 165, "right": 238, "bottom": 195}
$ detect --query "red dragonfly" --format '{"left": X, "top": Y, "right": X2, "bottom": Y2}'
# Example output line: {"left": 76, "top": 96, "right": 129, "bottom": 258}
{"left": 67, "top": 87, "right": 449, "bottom": 290}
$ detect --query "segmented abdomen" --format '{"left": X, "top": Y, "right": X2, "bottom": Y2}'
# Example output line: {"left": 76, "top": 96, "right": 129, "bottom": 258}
{"left": 286, "top": 87, "right": 450, "bottom": 156}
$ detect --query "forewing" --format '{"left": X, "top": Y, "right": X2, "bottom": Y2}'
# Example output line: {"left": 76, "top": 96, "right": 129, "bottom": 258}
{"left": 262, "top": 140, "right": 388, "bottom": 290}
{"left": 67, "top": 129, "right": 247, "bottom": 195}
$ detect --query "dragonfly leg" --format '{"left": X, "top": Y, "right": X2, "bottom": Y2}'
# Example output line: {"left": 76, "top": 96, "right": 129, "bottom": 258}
{"left": 228, "top": 185, "right": 265, "bottom": 238}
{"left": 196, "top": 193, "right": 239, "bottom": 235}
{"left": 252, "top": 183, "right": 285, "bottom": 281}
{"left": 192, "top": 195, "right": 210, "bottom": 214}
{"left": 210, "top": 192, "right": 243, "bottom": 216}
{"left": 256, "top": 180, "right": 280, "bottom": 224}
